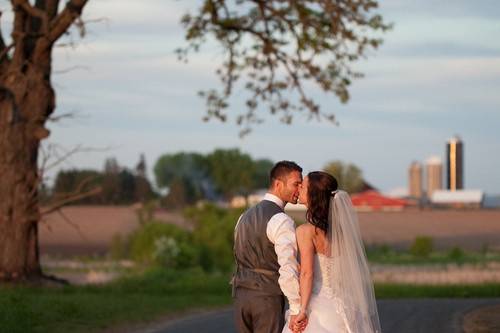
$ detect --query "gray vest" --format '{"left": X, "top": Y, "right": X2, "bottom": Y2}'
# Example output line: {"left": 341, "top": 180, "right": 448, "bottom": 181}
{"left": 232, "top": 200, "right": 284, "bottom": 296}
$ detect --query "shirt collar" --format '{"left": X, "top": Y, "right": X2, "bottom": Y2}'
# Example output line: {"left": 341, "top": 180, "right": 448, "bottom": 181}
{"left": 263, "top": 193, "right": 285, "bottom": 209}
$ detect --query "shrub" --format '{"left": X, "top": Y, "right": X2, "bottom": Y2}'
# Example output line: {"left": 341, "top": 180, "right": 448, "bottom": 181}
{"left": 128, "top": 222, "right": 199, "bottom": 269}
{"left": 109, "top": 234, "right": 128, "bottom": 260}
{"left": 114, "top": 204, "right": 244, "bottom": 272}
{"left": 409, "top": 236, "right": 433, "bottom": 258}
{"left": 448, "top": 246, "right": 465, "bottom": 263}
{"left": 186, "top": 204, "right": 243, "bottom": 272}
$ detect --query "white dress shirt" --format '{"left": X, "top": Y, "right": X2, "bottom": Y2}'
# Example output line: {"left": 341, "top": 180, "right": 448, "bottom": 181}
{"left": 263, "top": 193, "right": 301, "bottom": 314}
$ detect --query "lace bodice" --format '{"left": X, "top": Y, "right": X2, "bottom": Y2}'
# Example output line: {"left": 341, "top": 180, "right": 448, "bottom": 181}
{"left": 312, "top": 253, "right": 336, "bottom": 298}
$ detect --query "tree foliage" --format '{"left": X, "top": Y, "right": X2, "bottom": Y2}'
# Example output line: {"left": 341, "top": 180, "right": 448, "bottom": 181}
{"left": 163, "top": 177, "right": 197, "bottom": 209}
{"left": 324, "top": 160, "right": 364, "bottom": 194}
{"left": 180, "top": 0, "right": 390, "bottom": 135}
{"left": 154, "top": 149, "right": 273, "bottom": 203}
{"left": 52, "top": 169, "right": 102, "bottom": 203}
{"left": 252, "top": 158, "right": 274, "bottom": 189}
{"left": 51, "top": 157, "right": 155, "bottom": 205}
{"left": 153, "top": 152, "right": 210, "bottom": 203}
{"left": 207, "top": 148, "right": 255, "bottom": 199}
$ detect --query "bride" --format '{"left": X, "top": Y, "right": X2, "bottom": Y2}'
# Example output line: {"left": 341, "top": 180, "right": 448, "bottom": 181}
{"left": 283, "top": 171, "right": 381, "bottom": 333}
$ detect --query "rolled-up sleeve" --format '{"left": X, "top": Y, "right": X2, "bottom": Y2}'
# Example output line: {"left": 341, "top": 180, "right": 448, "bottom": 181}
{"left": 267, "top": 212, "right": 301, "bottom": 314}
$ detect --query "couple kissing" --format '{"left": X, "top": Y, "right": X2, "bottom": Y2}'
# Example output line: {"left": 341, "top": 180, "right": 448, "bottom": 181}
{"left": 232, "top": 161, "right": 381, "bottom": 333}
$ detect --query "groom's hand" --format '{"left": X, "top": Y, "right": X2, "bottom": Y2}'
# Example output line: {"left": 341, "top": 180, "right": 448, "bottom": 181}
{"left": 289, "top": 312, "right": 308, "bottom": 333}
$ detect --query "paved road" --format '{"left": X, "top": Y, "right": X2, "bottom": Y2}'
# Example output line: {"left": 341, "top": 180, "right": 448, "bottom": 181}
{"left": 143, "top": 299, "right": 500, "bottom": 333}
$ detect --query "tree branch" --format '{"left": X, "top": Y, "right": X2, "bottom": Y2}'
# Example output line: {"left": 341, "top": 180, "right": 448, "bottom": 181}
{"left": 48, "top": 0, "right": 88, "bottom": 44}
{"left": 13, "top": 0, "right": 50, "bottom": 35}
{"left": 11, "top": 0, "right": 28, "bottom": 67}
{"left": 35, "top": 0, "right": 61, "bottom": 21}
{"left": 0, "top": 44, "right": 14, "bottom": 63}
{"left": 181, "top": 0, "right": 390, "bottom": 134}
{"left": 41, "top": 185, "right": 102, "bottom": 216}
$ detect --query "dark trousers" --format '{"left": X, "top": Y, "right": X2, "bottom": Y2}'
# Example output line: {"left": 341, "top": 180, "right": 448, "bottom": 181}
{"left": 234, "top": 288, "right": 285, "bottom": 333}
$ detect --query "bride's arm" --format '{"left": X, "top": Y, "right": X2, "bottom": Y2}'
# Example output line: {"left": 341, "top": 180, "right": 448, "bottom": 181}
{"left": 296, "top": 224, "right": 315, "bottom": 316}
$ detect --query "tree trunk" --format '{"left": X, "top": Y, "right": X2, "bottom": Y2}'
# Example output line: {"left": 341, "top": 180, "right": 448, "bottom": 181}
{"left": 0, "top": 66, "right": 54, "bottom": 282}
{"left": 0, "top": 0, "right": 88, "bottom": 283}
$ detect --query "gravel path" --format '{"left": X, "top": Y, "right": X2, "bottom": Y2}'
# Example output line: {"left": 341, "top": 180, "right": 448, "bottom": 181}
{"left": 141, "top": 298, "right": 500, "bottom": 333}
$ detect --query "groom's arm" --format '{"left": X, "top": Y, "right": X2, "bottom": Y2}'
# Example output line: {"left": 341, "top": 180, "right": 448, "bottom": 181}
{"left": 267, "top": 212, "right": 301, "bottom": 314}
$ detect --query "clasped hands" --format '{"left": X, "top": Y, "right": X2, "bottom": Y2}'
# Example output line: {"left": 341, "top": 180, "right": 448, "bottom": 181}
{"left": 289, "top": 311, "right": 308, "bottom": 333}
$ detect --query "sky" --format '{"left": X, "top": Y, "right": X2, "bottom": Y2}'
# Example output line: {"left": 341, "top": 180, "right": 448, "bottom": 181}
{"left": 2, "top": 0, "right": 499, "bottom": 194}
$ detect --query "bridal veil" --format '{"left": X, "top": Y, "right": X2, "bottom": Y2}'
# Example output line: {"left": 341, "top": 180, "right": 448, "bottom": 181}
{"left": 329, "top": 190, "right": 381, "bottom": 333}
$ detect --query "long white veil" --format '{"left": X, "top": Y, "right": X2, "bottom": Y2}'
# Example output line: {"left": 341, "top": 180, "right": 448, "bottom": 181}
{"left": 329, "top": 190, "right": 381, "bottom": 333}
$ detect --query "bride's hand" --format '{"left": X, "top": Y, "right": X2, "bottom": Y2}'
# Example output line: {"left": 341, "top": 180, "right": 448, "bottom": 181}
{"left": 290, "top": 311, "right": 308, "bottom": 333}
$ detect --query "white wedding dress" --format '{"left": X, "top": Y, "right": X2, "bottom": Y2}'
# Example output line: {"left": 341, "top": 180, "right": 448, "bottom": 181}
{"left": 283, "top": 191, "right": 381, "bottom": 333}
{"left": 283, "top": 253, "right": 349, "bottom": 333}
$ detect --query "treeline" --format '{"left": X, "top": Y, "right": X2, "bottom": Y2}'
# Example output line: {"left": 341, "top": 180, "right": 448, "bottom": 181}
{"left": 43, "top": 154, "right": 155, "bottom": 205}
{"left": 45, "top": 148, "right": 369, "bottom": 207}
{"left": 44, "top": 149, "right": 273, "bottom": 207}
{"left": 154, "top": 152, "right": 370, "bottom": 208}
{"left": 154, "top": 149, "right": 273, "bottom": 208}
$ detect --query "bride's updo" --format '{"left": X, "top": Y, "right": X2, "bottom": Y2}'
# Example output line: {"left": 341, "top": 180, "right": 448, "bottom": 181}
{"left": 306, "top": 171, "right": 338, "bottom": 234}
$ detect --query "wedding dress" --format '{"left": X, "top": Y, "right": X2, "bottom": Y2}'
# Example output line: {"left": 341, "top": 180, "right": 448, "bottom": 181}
{"left": 283, "top": 253, "right": 349, "bottom": 333}
{"left": 283, "top": 191, "right": 381, "bottom": 333}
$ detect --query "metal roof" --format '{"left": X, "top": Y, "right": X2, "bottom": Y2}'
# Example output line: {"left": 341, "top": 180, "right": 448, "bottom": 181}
{"left": 431, "top": 190, "right": 484, "bottom": 203}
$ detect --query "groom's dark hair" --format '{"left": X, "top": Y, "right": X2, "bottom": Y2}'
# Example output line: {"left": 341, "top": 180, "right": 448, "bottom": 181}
{"left": 270, "top": 161, "right": 302, "bottom": 185}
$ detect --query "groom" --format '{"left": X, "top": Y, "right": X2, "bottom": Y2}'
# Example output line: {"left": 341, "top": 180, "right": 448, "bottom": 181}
{"left": 232, "top": 160, "right": 306, "bottom": 333}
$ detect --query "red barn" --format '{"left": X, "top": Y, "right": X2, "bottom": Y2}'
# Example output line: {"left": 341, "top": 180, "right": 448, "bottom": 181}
{"left": 350, "top": 190, "right": 408, "bottom": 211}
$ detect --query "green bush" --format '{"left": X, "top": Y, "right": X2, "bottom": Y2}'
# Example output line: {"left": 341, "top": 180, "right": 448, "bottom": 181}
{"left": 448, "top": 246, "right": 465, "bottom": 263}
{"left": 410, "top": 236, "right": 433, "bottom": 258}
{"left": 128, "top": 222, "right": 199, "bottom": 269}
{"left": 186, "top": 203, "right": 243, "bottom": 272}
{"left": 109, "top": 234, "right": 128, "bottom": 260}
{"left": 110, "top": 204, "right": 244, "bottom": 272}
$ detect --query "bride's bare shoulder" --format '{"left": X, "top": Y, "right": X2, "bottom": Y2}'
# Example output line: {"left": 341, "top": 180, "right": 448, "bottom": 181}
{"left": 296, "top": 223, "right": 315, "bottom": 237}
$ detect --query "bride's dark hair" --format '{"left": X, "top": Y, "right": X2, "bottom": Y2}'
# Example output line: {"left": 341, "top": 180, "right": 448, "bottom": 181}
{"left": 306, "top": 171, "right": 338, "bottom": 234}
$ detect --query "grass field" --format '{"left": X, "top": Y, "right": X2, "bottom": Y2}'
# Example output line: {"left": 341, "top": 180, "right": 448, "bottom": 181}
{"left": 0, "top": 269, "right": 231, "bottom": 333}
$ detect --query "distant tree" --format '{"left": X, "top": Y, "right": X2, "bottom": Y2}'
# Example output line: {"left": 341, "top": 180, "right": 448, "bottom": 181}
{"left": 324, "top": 160, "right": 364, "bottom": 194}
{"left": 163, "top": 177, "right": 195, "bottom": 209}
{"left": 52, "top": 169, "right": 102, "bottom": 204}
{"left": 52, "top": 164, "right": 154, "bottom": 205}
{"left": 135, "top": 153, "right": 147, "bottom": 178}
{"left": 104, "top": 157, "right": 120, "bottom": 174}
{"left": 252, "top": 159, "right": 274, "bottom": 189}
{"left": 134, "top": 153, "right": 153, "bottom": 202}
{"left": 117, "top": 169, "right": 136, "bottom": 204}
{"left": 154, "top": 152, "right": 209, "bottom": 201}
{"left": 101, "top": 157, "right": 121, "bottom": 204}
{"left": 207, "top": 148, "right": 255, "bottom": 199}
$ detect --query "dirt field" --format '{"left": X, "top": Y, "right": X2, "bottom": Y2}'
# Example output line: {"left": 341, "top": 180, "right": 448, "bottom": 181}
{"left": 289, "top": 209, "right": 500, "bottom": 251}
{"left": 39, "top": 206, "right": 189, "bottom": 256}
{"left": 359, "top": 209, "right": 500, "bottom": 251}
{"left": 39, "top": 206, "right": 500, "bottom": 257}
